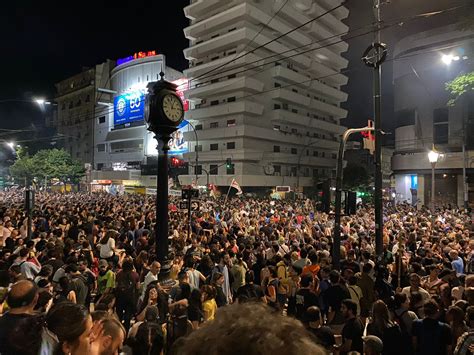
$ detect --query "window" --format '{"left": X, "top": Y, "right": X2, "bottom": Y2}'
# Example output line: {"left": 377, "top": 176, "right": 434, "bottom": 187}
{"left": 211, "top": 56, "right": 219, "bottom": 61}
{"left": 433, "top": 107, "right": 449, "bottom": 144}
{"left": 195, "top": 145, "right": 202, "bottom": 152}
{"left": 282, "top": 103, "right": 288, "bottom": 110}
{"left": 210, "top": 164, "right": 218, "bottom": 175}
{"left": 211, "top": 79, "right": 219, "bottom": 84}
{"left": 98, "top": 116, "right": 106, "bottom": 124}
{"left": 227, "top": 50, "right": 236, "bottom": 55}
{"left": 291, "top": 148, "right": 297, "bottom": 155}
{"left": 274, "top": 165, "right": 281, "bottom": 173}
{"left": 321, "top": 152, "right": 325, "bottom": 158}
{"left": 274, "top": 82, "right": 281, "bottom": 88}
{"left": 210, "top": 143, "right": 218, "bottom": 151}
{"left": 76, "top": 99, "right": 81, "bottom": 107}
{"left": 274, "top": 104, "right": 281, "bottom": 110}
{"left": 290, "top": 166, "right": 297, "bottom": 176}
{"left": 228, "top": 27, "right": 237, "bottom": 32}
{"left": 292, "top": 89, "right": 298, "bottom": 93}
{"left": 332, "top": 153, "right": 337, "bottom": 159}
{"left": 211, "top": 34, "right": 219, "bottom": 39}
{"left": 228, "top": 74, "right": 236, "bottom": 79}
{"left": 307, "top": 150, "right": 310, "bottom": 156}
{"left": 69, "top": 102, "right": 73, "bottom": 109}
{"left": 97, "top": 144, "right": 105, "bottom": 152}
{"left": 227, "top": 119, "right": 236, "bottom": 127}
{"left": 195, "top": 165, "right": 202, "bottom": 175}
{"left": 227, "top": 142, "right": 235, "bottom": 149}
{"left": 291, "top": 109, "right": 298, "bottom": 114}
{"left": 85, "top": 95, "right": 90, "bottom": 102}
{"left": 273, "top": 125, "right": 280, "bottom": 131}
{"left": 291, "top": 128, "right": 297, "bottom": 134}
{"left": 97, "top": 163, "right": 104, "bottom": 170}
{"left": 227, "top": 96, "right": 236, "bottom": 102}
{"left": 210, "top": 100, "right": 219, "bottom": 106}
{"left": 210, "top": 122, "right": 219, "bottom": 128}
{"left": 195, "top": 124, "right": 203, "bottom": 130}
{"left": 273, "top": 145, "right": 280, "bottom": 153}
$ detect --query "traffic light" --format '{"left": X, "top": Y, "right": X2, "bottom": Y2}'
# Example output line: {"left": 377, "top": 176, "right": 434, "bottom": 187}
{"left": 171, "top": 157, "right": 181, "bottom": 167}
{"left": 226, "top": 158, "right": 233, "bottom": 169}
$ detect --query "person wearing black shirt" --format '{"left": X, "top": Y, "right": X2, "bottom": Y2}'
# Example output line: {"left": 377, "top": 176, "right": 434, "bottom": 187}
{"left": 412, "top": 300, "right": 452, "bottom": 355}
{"left": 236, "top": 270, "right": 265, "bottom": 304}
{"left": 304, "top": 306, "right": 336, "bottom": 352}
{"left": 0, "top": 280, "right": 40, "bottom": 355}
{"left": 325, "top": 270, "right": 351, "bottom": 332}
{"left": 295, "top": 273, "right": 319, "bottom": 322}
{"left": 337, "top": 299, "right": 364, "bottom": 355}
{"left": 340, "top": 250, "right": 361, "bottom": 275}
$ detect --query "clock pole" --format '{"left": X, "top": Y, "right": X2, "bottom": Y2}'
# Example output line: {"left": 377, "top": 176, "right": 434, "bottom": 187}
{"left": 155, "top": 132, "right": 172, "bottom": 264}
{"left": 145, "top": 72, "right": 185, "bottom": 266}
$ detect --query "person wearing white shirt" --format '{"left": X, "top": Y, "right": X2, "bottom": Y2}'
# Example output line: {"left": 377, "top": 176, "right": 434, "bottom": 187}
{"left": 141, "top": 261, "right": 161, "bottom": 300}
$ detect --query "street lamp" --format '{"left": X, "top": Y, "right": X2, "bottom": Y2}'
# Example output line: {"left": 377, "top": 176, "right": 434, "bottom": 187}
{"left": 428, "top": 148, "right": 440, "bottom": 211}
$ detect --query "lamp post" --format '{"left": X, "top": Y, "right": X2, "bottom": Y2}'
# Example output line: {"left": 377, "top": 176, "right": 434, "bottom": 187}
{"left": 428, "top": 149, "right": 440, "bottom": 211}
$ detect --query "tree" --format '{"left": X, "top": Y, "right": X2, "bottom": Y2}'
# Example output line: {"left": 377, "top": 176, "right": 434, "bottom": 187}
{"left": 343, "top": 163, "right": 370, "bottom": 190}
{"left": 9, "top": 155, "right": 37, "bottom": 185}
{"left": 446, "top": 71, "right": 474, "bottom": 106}
{"left": 10, "top": 148, "right": 84, "bottom": 185}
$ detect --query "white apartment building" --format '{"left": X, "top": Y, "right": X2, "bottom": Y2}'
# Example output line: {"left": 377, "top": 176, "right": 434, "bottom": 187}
{"left": 180, "top": 0, "right": 350, "bottom": 190}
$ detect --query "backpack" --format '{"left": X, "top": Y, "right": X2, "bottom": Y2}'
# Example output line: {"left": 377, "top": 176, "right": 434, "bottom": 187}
{"left": 115, "top": 271, "right": 135, "bottom": 301}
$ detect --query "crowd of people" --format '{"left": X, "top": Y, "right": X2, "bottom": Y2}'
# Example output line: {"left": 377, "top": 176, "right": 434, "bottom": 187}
{"left": 0, "top": 190, "right": 473, "bottom": 355}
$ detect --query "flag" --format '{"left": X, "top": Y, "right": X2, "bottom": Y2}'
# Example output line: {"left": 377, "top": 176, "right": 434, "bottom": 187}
{"left": 362, "top": 119, "right": 375, "bottom": 155}
{"left": 230, "top": 179, "right": 242, "bottom": 195}
{"left": 209, "top": 184, "right": 218, "bottom": 199}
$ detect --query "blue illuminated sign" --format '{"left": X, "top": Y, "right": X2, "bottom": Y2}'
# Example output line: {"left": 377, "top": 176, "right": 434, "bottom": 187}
{"left": 169, "top": 120, "right": 189, "bottom": 155}
{"left": 113, "top": 91, "right": 145, "bottom": 126}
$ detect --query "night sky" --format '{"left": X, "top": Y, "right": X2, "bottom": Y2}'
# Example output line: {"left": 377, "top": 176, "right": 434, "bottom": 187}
{"left": 0, "top": 0, "right": 468, "bottom": 144}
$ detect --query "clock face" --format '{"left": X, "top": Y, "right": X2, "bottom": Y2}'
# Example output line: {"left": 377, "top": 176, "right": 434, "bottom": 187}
{"left": 162, "top": 94, "right": 184, "bottom": 123}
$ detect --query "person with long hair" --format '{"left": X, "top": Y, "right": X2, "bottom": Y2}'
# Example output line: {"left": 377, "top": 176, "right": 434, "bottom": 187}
{"left": 447, "top": 306, "right": 468, "bottom": 348}
{"left": 188, "top": 288, "right": 204, "bottom": 329}
{"left": 210, "top": 271, "right": 227, "bottom": 307}
{"left": 97, "top": 230, "right": 119, "bottom": 265}
{"left": 201, "top": 285, "right": 218, "bottom": 322}
{"left": 367, "top": 300, "right": 403, "bottom": 355}
{"left": 137, "top": 284, "right": 160, "bottom": 322}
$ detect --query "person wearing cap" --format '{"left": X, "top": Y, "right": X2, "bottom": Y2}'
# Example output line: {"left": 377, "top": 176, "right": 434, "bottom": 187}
{"left": 97, "top": 259, "right": 115, "bottom": 302}
{"left": 363, "top": 335, "right": 384, "bottom": 355}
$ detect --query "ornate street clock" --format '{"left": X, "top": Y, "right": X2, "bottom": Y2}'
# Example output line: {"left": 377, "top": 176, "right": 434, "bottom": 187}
{"left": 145, "top": 72, "right": 184, "bottom": 134}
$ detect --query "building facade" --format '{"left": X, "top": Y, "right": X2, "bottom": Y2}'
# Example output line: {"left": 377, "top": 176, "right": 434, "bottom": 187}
{"left": 391, "top": 24, "right": 474, "bottom": 207}
{"left": 50, "top": 61, "right": 114, "bottom": 167}
{"left": 91, "top": 53, "right": 185, "bottom": 192}
{"left": 180, "top": 0, "right": 350, "bottom": 190}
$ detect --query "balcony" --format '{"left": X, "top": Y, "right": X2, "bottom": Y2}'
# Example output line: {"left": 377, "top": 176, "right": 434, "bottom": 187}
{"left": 272, "top": 109, "right": 346, "bottom": 134}
{"left": 271, "top": 88, "right": 347, "bottom": 119}
{"left": 184, "top": 0, "right": 231, "bottom": 21}
{"left": 308, "top": 60, "right": 348, "bottom": 86}
{"left": 183, "top": 126, "right": 245, "bottom": 142}
{"left": 186, "top": 100, "right": 264, "bottom": 120}
{"left": 185, "top": 76, "right": 264, "bottom": 101}
{"left": 292, "top": 0, "right": 349, "bottom": 33}
{"left": 392, "top": 150, "right": 474, "bottom": 172}
{"left": 271, "top": 66, "right": 347, "bottom": 101}
{"left": 184, "top": 52, "right": 263, "bottom": 79}
{"left": 184, "top": 28, "right": 249, "bottom": 60}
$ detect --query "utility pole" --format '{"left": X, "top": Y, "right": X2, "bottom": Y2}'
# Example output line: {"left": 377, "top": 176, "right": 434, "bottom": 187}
{"left": 362, "top": 0, "right": 387, "bottom": 259}
{"left": 334, "top": 126, "right": 374, "bottom": 269}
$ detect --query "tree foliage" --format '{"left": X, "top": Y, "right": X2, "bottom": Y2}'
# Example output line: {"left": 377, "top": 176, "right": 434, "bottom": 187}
{"left": 446, "top": 71, "right": 474, "bottom": 106}
{"left": 343, "top": 163, "right": 370, "bottom": 190}
{"left": 9, "top": 149, "right": 84, "bottom": 185}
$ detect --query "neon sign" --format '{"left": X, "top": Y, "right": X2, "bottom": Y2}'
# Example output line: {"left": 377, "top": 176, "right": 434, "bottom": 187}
{"left": 117, "top": 51, "right": 157, "bottom": 66}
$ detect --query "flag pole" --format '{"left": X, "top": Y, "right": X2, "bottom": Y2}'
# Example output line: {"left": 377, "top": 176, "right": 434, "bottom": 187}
{"left": 224, "top": 179, "right": 233, "bottom": 204}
